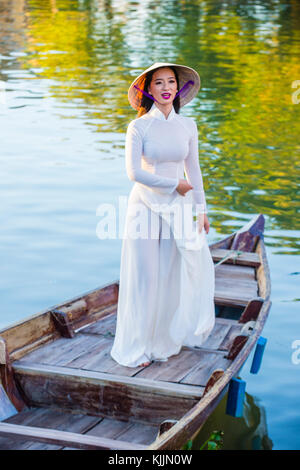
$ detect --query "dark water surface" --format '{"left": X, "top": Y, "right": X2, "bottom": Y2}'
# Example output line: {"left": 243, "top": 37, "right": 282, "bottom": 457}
{"left": 0, "top": 0, "right": 299, "bottom": 450}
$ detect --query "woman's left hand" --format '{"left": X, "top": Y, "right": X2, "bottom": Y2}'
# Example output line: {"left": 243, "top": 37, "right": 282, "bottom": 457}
{"left": 197, "top": 213, "right": 210, "bottom": 234}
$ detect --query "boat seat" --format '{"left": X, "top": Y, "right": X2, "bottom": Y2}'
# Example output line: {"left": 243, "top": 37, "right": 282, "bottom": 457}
{"left": 11, "top": 361, "right": 205, "bottom": 426}
{"left": 0, "top": 406, "right": 152, "bottom": 450}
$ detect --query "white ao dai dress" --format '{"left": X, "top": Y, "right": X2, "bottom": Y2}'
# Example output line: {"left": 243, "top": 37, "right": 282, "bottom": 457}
{"left": 110, "top": 102, "right": 215, "bottom": 368}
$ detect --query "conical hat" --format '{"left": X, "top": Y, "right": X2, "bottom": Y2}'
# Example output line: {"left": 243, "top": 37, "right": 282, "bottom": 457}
{"left": 128, "top": 62, "right": 201, "bottom": 110}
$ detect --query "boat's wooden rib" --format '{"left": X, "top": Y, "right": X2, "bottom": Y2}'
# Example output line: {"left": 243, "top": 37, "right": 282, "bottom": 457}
{"left": 238, "top": 298, "right": 264, "bottom": 323}
{"left": 0, "top": 213, "right": 272, "bottom": 450}
{"left": 225, "top": 335, "right": 249, "bottom": 360}
{"left": 231, "top": 213, "right": 264, "bottom": 252}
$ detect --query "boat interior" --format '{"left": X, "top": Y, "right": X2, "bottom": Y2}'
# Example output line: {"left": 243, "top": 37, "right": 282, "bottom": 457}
{"left": 0, "top": 217, "right": 269, "bottom": 450}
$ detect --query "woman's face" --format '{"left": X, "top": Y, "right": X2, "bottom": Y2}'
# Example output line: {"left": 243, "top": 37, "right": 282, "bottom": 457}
{"left": 148, "top": 67, "right": 178, "bottom": 105}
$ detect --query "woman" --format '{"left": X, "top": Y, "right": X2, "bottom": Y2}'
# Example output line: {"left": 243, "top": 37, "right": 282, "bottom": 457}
{"left": 110, "top": 62, "right": 215, "bottom": 368}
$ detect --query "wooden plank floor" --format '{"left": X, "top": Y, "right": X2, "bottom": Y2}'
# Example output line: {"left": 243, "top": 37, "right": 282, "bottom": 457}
{"left": 14, "top": 312, "right": 242, "bottom": 387}
{"left": 1, "top": 261, "right": 258, "bottom": 449}
{"left": 0, "top": 407, "right": 158, "bottom": 450}
{"left": 7, "top": 313, "right": 244, "bottom": 447}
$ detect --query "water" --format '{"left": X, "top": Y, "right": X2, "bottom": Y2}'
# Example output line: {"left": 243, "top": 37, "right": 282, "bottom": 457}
{"left": 0, "top": 0, "right": 299, "bottom": 450}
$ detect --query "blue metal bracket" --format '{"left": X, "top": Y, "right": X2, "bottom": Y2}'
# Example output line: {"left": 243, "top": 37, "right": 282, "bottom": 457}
{"left": 226, "top": 377, "right": 246, "bottom": 418}
{"left": 250, "top": 336, "right": 267, "bottom": 374}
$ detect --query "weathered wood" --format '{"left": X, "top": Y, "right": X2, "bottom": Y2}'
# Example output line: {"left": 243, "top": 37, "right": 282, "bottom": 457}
{"left": 83, "top": 417, "right": 133, "bottom": 442}
{"left": 209, "top": 233, "right": 235, "bottom": 250}
{"left": 212, "top": 249, "right": 261, "bottom": 267}
{"left": 51, "top": 310, "right": 75, "bottom": 338}
{"left": 66, "top": 337, "right": 114, "bottom": 370}
{"left": 17, "top": 334, "right": 96, "bottom": 366}
{"left": 225, "top": 335, "right": 249, "bottom": 360}
{"left": 214, "top": 278, "right": 257, "bottom": 307}
{"left": 59, "top": 299, "right": 87, "bottom": 322}
{"left": 81, "top": 311, "right": 117, "bottom": 336}
{"left": 219, "top": 324, "right": 245, "bottom": 350}
{"left": 0, "top": 337, "right": 27, "bottom": 412}
{"left": 201, "top": 322, "right": 232, "bottom": 350}
{"left": 216, "top": 277, "right": 258, "bottom": 291}
{"left": 214, "top": 263, "right": 255, "bottom": 280}
{"left": 231, "top": 214, "right": 265, "bottom": 252}
{"left": 238, "top": 298, "right": 264, "bottom": 324}
{"left": 148, "top": 374, "right": 230, "bottom": 450}
{"left": 0, "top": 406, "right": 101, "bottom": 450}
{"left": 203, "top": 369, "right": 224, "bottom": 396}
{"left": 0, "top": 422, "right": 146, "bottom": 450}
{"left": 180, "top": 352, "right": 231, "bottom": 386}
{"left": 51, "top": 283, "right": 118, "bottom": 332}
{"left": 84, "top": 282, "right": 119, "bottom": 315}
{"left": 76, "top": 345, "right": 147, "bottom": 378}
{"left": 108, "top": 421, "right": 159, "bottom": 446}
{"left": 135, "top": 349, "right": 208, "bottom": 383}
{"left": 12, "top": 363, "right": 203, "bottom": 425}
{"left": 0, "top": 215, "right": 271, "bottom": 451}
{"left": 0, "top": 281, "right": 119, "bottom": 360}
{"left": 256, "top": 238, "right": 271, "bottom": 301}
{"left": 158, "top": 419, "right": 178, "bottom": 437}
{"left": 0, "top": 314, "right": 57, "bottom": 360}
{"left": 214, "top": 255, "right": 259, "bottom": 307}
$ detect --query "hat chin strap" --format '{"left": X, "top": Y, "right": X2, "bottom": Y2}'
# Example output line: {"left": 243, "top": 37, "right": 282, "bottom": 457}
{"left": 174, "top": 80, "right": 194, "bottom": 99}
{"left": 134, "top": 85, "right": 158, "bottom": 102}
{"left": 134, "top": 80, "right": 194, "bottom": 104}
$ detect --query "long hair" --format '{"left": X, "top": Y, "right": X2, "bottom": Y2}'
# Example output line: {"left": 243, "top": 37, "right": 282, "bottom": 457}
{"left": 137, "top": 66, "right": 181, "bottom": 117}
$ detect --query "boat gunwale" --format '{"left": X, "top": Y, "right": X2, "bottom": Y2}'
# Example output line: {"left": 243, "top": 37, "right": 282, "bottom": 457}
{"left": 0, "top": 278, "right": 120, "bottom": 337}
{"left": 148, "top": 228, "right": 272, "bottom": 450}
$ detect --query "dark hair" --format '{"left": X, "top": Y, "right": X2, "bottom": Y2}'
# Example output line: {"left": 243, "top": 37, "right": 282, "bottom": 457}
{"left": 137, "top": 66, "right": 180, "bottom": 117}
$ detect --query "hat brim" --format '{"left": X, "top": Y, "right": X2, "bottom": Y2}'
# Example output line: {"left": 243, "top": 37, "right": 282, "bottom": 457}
{"left": 128, "top": 62, "right": 201, "bottom": 111}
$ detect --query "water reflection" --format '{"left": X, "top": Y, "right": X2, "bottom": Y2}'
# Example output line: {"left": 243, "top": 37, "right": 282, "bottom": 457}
{"left": 0, "top": 0, "right": 299, "bottom": 450}
{"left": 194, "top": 391, "right": 273, "bottom": 450}
{"left": 1, "top": 0, "right": 299, "bottom": 250}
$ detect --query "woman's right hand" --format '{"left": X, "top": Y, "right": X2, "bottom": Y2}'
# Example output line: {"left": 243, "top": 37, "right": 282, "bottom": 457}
{"left": 176, "top": 179, "right": 193, "bottom": 196}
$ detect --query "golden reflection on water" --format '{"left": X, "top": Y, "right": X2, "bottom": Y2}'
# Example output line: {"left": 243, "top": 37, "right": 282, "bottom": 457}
{"left": 0, "top": 0, "right": 299, "bottom": 250}
{"left": 193, "top": 392, "right": 274, "bottom": 450}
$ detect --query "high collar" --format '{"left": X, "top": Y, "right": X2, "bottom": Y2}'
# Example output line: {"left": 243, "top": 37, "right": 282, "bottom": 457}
{"left": 147, "top": 102, "right": 177, "bottom": 121}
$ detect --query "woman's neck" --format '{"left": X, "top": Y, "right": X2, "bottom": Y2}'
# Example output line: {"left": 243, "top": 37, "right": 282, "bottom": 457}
{"left": 154, "top": 102, "right": 173, "bottom": 119}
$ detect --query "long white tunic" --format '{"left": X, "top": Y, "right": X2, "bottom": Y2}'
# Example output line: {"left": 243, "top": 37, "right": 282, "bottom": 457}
{"left": 110, "top": 102, "right": 215, "bottom": 368}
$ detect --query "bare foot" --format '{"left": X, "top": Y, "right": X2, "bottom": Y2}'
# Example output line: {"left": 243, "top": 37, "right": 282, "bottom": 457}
{"left": 139, "top": 361, "right": 151, "bottom": 367}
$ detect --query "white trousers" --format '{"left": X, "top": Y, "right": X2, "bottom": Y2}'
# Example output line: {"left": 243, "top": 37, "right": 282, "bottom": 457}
{"left": 110, "top": 184, "right": 215, "bottom": 368}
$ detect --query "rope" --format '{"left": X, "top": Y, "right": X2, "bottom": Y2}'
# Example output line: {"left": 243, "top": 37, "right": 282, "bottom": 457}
{"left": 214, "top": 250, "right": 243, "bottom": 268}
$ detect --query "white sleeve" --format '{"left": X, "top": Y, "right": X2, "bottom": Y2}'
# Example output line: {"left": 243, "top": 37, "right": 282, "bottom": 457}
{"left": 125, "top": 120, "right": 179, "bottom": 194}
{"left": 184, "top": 119, "right": 207, "bottom": 214}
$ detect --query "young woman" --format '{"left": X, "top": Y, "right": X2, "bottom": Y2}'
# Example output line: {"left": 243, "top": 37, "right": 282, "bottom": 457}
{"left": 110, "top": 62, "right": 215, "bottom": 368}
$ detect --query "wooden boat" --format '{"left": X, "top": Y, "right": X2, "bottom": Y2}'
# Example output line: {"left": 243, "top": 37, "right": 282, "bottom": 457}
{"left": 0, "top": 213, "right": 271, "bottom": 450}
